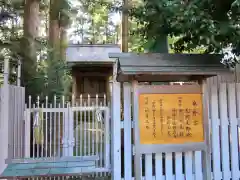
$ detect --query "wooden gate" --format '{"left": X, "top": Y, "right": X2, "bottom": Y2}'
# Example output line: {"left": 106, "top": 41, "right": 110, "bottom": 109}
{"left": 24, "top": 95, "right": 111, "bottom": 175}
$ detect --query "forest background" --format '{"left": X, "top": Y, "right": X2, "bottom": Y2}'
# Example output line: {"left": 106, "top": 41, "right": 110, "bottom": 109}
{"left": 1, "top": 0, "right": 239, "bottom": 102}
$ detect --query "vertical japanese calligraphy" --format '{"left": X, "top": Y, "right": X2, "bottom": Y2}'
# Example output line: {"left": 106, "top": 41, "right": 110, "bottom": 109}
{"left": 144, "top": 97, "right": 150, "bottom": 130}
{"left": 159, "top": 99, "right": 164, "bottom": 135}
{"left": 139, "top": 94, "right": 204, "bottom": 144}
{"left": 152, "top": 101, "right": 157, "bottom": 138}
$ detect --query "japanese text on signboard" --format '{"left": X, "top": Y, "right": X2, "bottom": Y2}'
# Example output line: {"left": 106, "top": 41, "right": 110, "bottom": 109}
{"left": 139, "top": 94, "right": 204, "bottom": 144}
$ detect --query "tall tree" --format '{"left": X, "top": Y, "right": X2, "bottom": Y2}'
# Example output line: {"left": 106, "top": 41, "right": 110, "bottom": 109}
{"left": 130, "top": 0, "right": 240, "bottom": 65}
{"left": 0, "top": 0, "right": 73, "bottom": 100}
{"left": 21, "top": 0, "right": 40, "bottom": 97}
{"left": 46, "top": 0, "right": 72, "bottom": 100}
{"left": 49, "top": 0, "right": 60, "bottom": 60}
{"left": 70, "top": 0, "right": 120, "bottom": 44}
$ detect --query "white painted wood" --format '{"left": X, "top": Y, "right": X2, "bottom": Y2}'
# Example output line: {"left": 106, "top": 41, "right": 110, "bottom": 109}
{"left": 236, "top": 83, "right": 240, "bottom": 167}
{"left": 24, "top": 109, "right": 31, "bottom": 158}
{"left": 12, "top": 86, "right": 17, "bottom": 158}
{"left": 155, "top": 154, "right": 164, "bottom": 180}
{"left": 123, "top": 83, "right": 132, "bottom": 180}
{"left": 88, "top": 95, "right": 91, "bottom": 158}
{"left": 145, "top": 154, "right": 153, "bottom": 180}
{"left": 0, "top": 57, "right": 10, "bottom": 174}
{"left": 175, "top": 152, "right": 184, "bottom": 180}
{"left": 219, "top": 84, "right": 231, "bottom": 180}
{"left": 84, "top": 101, "right": 87, "bottom": 156}
{"left": 44, "top": 97, "right": 48, "bottom": 157}
{"left": 68, "top": 104, "right": 74, "bottom": 157}
{"left": 100, "top": 100, "right": 104, "bottom": 177}
{"left": 105, "top": 102, "right": 111, "bottom": 169}
{"left": 165, "top": 153, "right": 174, "bottom": 180}
{"left": 111, "top": 62, "right": 122, "bottom": 180}
{"left": 8, "top": 89, "right": 13, "bottom": 158}
{"left": 227, "top": 83, "right": 240, "bottom": 180}
{"left": 194, "top": 151, "right": 203, "bottom": 180}
{"left": 185, "top": 152, "right": 193, "bottom": 180}
{"left": 19, "top": 87, "right": 25, "bottom": 158}
{"left": 54, "top": 96, "right": 57, "bottom": 157}
{"left": 80, "top": 95, "right": 83, "bottom": 157}
{"left": 63, "top": 105, "right": 69, "bottom": 156}
{"left": 210, "top": 85, "right": 222, "bottom": 180}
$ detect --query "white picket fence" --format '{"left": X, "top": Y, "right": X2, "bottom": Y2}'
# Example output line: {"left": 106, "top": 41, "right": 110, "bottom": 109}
{"left": 0, "top": 85, "right": 25, "bottom": 174}
{"left": 24, "top": 95, "right": 111, "bottom": 178}
{"left": 113, "top": 83, "right": 240, "bottom": 180}
{"left": 3, "top": 82, "right": 240, "bottom": 180}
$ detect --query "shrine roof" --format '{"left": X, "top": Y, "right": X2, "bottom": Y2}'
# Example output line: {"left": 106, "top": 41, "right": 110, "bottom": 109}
{"left": 109, "top": 53, "right": 232, "bottom": 82}
{"left": 66, "top": 44, "right": 121, "bottom": 66}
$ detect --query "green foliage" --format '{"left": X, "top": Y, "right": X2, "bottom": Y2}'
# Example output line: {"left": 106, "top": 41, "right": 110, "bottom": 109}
{"left": 130, "top": 0, "right": 240, "bottom": 65}
{"left": 0, "top": 0, "right": 73, "bottom": 102}
{"left": 34, "top": 56, "right": 72, "bottom": 103}
{"left": 70, "top": 0, "right": 120, "bottom": 43}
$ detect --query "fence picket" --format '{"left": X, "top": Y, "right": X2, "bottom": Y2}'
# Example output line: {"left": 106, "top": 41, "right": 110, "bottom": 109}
{"left": 100, "top": 101, "right": 103, "bottom": 177}
{"left": 145, "top": 154, "right": 153, "bottom": 180}
{"left": 175, "top": 152, "right": 183, "bottom": 180}
{"left": 155, "top": 154, "right": 164, "bottom": 180}
{"left": 165, "top": 153, "right": 174, "bottom": 180}
{"left": 210, "top": 85, "right": 221, "bottom": 179}
{"left": 184, "top": 152, "right": 193, "bottom": 180}
{"left": 227, "top": 83, "right": 240, "bottom": 179}
{"left": 111, "top": 79, "right": 121, "bottom": 180}
{"left": 194, "top": 151, "right": 203, "bottom": 180}
{"left": 80, "top": 95, "right": 83, "bottom": 157}
{"left": 123, "top": 83, "right": 132, "bottom": 180}
{"left": 45, "top": 96, "right": 48, "bottom": 157}
{"left": 219, "top": 84, "right": 231, "bottom": 180}
{"left": 88, "top": 95, "right": 91, "bottom": 157}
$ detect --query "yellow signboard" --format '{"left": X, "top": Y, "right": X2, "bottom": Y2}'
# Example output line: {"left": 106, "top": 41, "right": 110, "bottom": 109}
{"left": 139, "top": 94, "right": 204, "bottom": 144}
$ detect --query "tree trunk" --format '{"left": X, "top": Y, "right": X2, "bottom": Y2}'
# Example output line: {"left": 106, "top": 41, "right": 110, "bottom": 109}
{"left": 60, "top": 27, "right": 67, "bottom": 61}
{"left": 49, "top": 0, "right": 60, "bottom": 60}
{"left": 21, "top": 0, "right": 39, "bottom": 96}
{"left": 105, "top": 16, "right": 109, "bottom": 43}
{"left": 49, "top": 19, "right": 60, "bottom": 52}
{"left": 91, "top": 18, "right": 95, "bottom": 44}
{"left": 121, "top": 0, "right": 128, "bottom": 52}
{"left": 23, "top": 0, "right": 39, "bottom": 58}
{"left": 22, "top": 0, "right": 40, "bottom": 157}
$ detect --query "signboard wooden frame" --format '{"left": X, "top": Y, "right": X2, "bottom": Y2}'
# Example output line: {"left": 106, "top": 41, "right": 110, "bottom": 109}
{"left": 132, "top": 82, "right": 211, "bottom": 180}
{"left": 133, "top": 84, "right": 210, "bottom": 154}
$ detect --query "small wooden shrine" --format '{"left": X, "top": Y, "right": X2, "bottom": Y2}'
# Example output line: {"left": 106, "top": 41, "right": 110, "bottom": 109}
{"left": 67, "top": 44, "right": 121, "bottom": 102}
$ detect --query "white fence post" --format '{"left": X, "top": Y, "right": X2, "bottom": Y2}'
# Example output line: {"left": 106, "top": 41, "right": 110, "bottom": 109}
{"left": 0, "top": 57, "right": 10, "bottom": 173}
{"left": 227, "top": 83, "right": 239, "bottom": 180}
{"left": 123, "top": 83, "right": 132, "bottom": 180}
{"left": 219, "top": 84, "right": 231, "bottom": 180}
{"left": 68, "top": 105, "right": 74, "bottom": 156}
{"left": 24, "top": 109, "right": 31, "bottom": 158}
{"left": 63, "top": 106, "right": 69, "bottom": 156}
{"left": 111, "top": 61, "right": 121, "bottom": 180}
{"left": 210, "top": 84, "right": 221, "bottom": 180}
